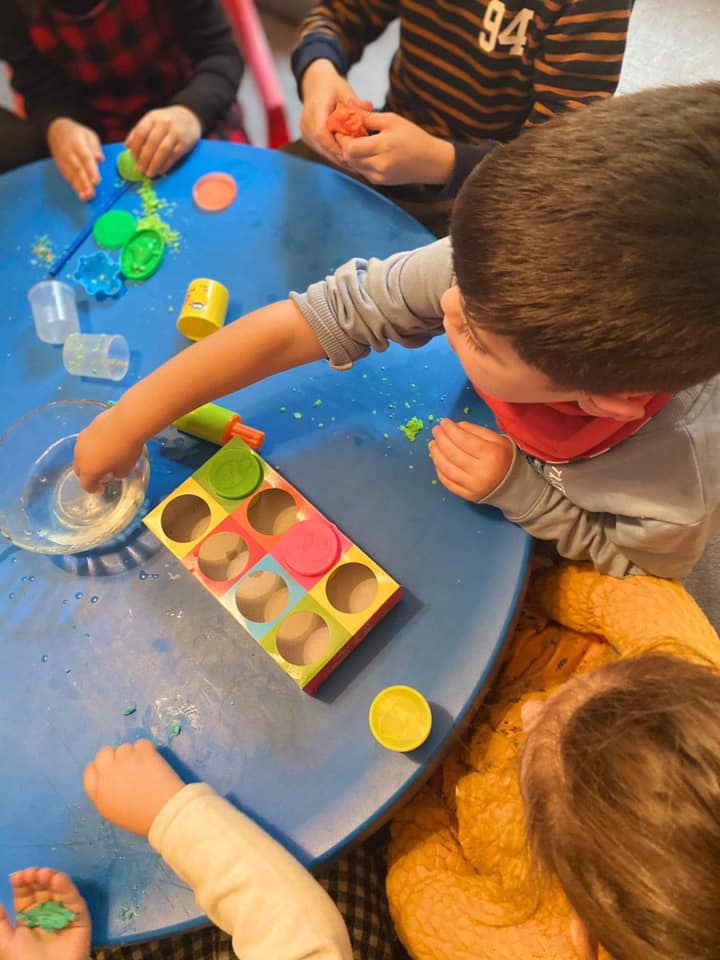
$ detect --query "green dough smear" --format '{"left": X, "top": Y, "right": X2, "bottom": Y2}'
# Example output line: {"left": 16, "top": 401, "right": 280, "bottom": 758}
{"left": 17, "top": 900, "right": 76, "bottom": 931}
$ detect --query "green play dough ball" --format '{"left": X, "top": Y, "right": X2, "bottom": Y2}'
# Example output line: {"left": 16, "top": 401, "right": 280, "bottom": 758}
{"left": 116, "top": 149, "right": 145, "bottom": 182}
{"left": 93, "top": 210, "right": 137, "bottom": 249}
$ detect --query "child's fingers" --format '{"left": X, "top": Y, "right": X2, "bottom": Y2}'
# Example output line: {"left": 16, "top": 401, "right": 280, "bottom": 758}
{"left": 430, "top": 424, "right": 484, "bottom": 473}
{"left": 340, "top": 133, "right": 388, "bottom": 161}
{"left": 143, "top": 134, "right": 177, "bottom": 179}
{"left": 125, "top": 114, "right": 152, "bottom": 156}
{"left": 10, "top": 867, "right": 42, "bottom": 899}
{"left": 0, "top": 902, "right": 15, "bottom": 949}
{"left": 432, "top": 419, "right": 500, "bottom": 460}
{"left": 362, "top": 111, "right": 394, "bottom": 131}
{"left": 49, "top": 870, "right": 91, "bottom": 926}
{"left": 428, "top": 439, "right": 475, "bottom": 492}
{"left": 135, "top": 123, "right": 168, "bottom": 176}
{"left": 69, "top": 148, "right": 99, "bottom": 201}
{"left": 345, "top": 97, "right": 373, "bottom": 111}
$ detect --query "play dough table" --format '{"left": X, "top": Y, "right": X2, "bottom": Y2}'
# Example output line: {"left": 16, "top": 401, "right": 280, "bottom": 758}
{"left": 0, "top": 142, "right": 530, "bottom": 945}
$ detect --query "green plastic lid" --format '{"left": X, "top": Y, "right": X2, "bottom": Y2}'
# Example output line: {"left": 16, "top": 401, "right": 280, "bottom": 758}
{"left": 93, "top": 209, "right": 137, "bottom": 249}
{"left": 120, "top": 229, "right": 165, "bottom": 281}
{"left": 207, "top": 446, "right": 262, "bottom": 500}
{"left": 116, "top": 149, "right": 145, "bottom": 182}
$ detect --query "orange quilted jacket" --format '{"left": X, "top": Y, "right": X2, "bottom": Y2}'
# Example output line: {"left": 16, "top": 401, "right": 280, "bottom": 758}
{"left": 387, "top": 564, "right": 720, "bottom": 960}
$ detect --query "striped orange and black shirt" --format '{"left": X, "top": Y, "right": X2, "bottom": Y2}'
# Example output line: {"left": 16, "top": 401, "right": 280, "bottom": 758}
{"left": 292, "top": 0, "right": 630, "bottom": 188}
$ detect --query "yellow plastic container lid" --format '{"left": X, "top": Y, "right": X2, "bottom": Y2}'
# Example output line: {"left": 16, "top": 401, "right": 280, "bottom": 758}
{"left": 368, "top": 685, "right": 432, "bottom": 752}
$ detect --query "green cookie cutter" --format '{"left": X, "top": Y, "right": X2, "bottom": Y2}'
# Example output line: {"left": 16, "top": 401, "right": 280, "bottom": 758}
{"left": 120, "top": 229, "right": 166, "bottom": 281}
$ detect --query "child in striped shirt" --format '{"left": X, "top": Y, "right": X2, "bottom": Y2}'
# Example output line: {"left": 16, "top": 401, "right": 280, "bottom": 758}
{"left": 290, "top": 0, "right": 631, "bottom": 236}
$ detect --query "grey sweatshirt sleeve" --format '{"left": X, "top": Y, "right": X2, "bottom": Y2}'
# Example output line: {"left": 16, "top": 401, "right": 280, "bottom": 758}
{"left": 481, "top": 384, "right": 720, "bottom": 580}
{"left": 481, "top": 448, "right": 709, "bottom": 578}
{"left": 290, "top": 238, "right": 452, "bottom": 369}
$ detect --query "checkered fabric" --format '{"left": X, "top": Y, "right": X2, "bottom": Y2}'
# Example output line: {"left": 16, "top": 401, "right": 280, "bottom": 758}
{"left": 92, "top": 838, "right": 409, "bottom": 960}
{"left": 24, "top": 0, "right": 192, "bottom": 141}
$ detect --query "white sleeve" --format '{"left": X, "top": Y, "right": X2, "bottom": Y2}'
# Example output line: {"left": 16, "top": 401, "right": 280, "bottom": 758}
{"left": 149, "top": 783, "right": 353, "bottom": 960}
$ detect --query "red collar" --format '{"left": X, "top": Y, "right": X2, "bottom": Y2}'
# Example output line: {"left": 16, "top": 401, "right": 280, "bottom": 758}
{"left": 476, "top": 392, "right": 673, "bottom": 463}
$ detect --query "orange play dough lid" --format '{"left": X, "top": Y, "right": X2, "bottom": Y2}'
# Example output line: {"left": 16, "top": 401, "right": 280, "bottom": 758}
{"left": 192, "top": 172, "right": 238, "bottom": 212}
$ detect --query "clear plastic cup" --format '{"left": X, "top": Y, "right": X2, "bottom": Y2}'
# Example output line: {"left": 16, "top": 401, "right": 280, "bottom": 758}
{"left": 62, "top": 332, "right": 129, "bottom": 381}
{"left": 28, "top": 280, "right": 80, "bottom": 345}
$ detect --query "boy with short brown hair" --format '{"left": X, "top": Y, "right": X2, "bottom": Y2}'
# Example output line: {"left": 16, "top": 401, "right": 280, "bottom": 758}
{"left": 74, "top": 81, "right": 720, "bottom": 580}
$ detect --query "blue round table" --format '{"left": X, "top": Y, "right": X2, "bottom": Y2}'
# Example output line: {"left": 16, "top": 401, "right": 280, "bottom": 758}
{"left": 0, "top": 142, "right": 529, "bottom": 945}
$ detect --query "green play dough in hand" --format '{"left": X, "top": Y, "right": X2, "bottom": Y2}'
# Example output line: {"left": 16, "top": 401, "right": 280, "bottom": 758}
{"left": 116, "top": 149, "right": 145, "bottom": 182}
{"left": 17, "top": 900, "right": 76, "bottom": 931}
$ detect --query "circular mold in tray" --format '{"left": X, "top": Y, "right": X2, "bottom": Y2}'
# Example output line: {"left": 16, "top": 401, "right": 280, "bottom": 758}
{"left": 0, "top": 400, "right": 149, "bottom": 554}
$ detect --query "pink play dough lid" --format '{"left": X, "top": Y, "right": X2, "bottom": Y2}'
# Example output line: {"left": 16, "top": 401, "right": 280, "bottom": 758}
{"left": 192, "top": 172, "right": 238, "bottom": 212}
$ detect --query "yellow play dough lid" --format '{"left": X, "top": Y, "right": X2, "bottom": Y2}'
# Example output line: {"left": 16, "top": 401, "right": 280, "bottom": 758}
{"left": 368, "top": 685, "right": 432, "bottom": 752}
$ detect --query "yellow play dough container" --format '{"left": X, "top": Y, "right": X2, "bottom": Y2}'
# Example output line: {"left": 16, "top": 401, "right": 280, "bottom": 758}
{"left": 177, "top": 278, "right": 229, "bottom": 341}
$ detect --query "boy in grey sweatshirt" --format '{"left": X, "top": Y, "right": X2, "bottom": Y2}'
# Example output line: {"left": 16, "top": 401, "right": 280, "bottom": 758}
{"left": 74, "top": 82, "right": 720, "bottom": 582}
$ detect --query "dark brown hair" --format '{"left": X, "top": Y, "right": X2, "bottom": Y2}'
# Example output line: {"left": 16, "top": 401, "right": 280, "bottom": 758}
{"left": 451, "top": 82, "right": 720, "bottom": 394}
{"left": 521, "top": 654, "right": 720, "bottom": 960}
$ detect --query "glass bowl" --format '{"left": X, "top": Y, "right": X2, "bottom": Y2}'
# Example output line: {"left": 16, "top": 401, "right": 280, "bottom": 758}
{"left": 0, "top": 399, "right": 149, "bottom": 554}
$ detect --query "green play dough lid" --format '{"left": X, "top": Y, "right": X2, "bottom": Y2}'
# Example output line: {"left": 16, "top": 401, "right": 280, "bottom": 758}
{"left": 17, "top": 900, "right": 76, "bottom": 931}
{"left": 93, "top": 209, "right": 137, "bottom": 249}
{"left": 207, "top": 446, "right": 262, "bottom": 499}
{"left": 116, "top": 149, "right": 145, "bottom": 182}
{"left": 120, "top": 228, "right": 165, "bottom": 281}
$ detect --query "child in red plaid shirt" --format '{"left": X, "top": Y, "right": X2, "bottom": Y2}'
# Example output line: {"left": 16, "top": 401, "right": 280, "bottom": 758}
{"left": 0, "top": 0, "right": 244, "bottom": 199}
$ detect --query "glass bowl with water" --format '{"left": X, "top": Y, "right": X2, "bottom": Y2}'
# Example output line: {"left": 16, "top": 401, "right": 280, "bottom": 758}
{"left": 0, "top": 399, "right": 149, "bottom": 554}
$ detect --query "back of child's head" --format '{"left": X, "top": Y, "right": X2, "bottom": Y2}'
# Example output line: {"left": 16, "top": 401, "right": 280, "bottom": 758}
{"left": 451, "top": 82, "right": 720, "bottom": 395}
{"left": 520, "top": 654, "right": 720, "bottom": 960}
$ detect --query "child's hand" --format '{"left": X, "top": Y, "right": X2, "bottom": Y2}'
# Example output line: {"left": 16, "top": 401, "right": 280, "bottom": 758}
{"left": 73, "top": 405, "right": 145, "bottom": 494}
{"left": 0, "top": 868, "right": 91, "bottom": 960}
{"left": 47, "top": 118, "right": 104, "bottom": 202}
{"left": 300, "top": 58, "right": 371, "bottom": 164}
{"left": 429, "top": 419, "right": 514, "bottom": 501}
{"left": 126, "top": 105, "right": 202, "bottom": 179}
{"left": 84, "top": 740, "right": 185, "bottom": 837}
{"left": 337, "top": 113, "right": 454, "bottom": 186}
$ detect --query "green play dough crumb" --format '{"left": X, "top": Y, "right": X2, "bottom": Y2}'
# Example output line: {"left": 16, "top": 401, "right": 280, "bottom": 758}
{"left": 463, "top": 406, "right": 471, "bottom": 415}
{"left": 123, "top": 705, "right": 137, "bottom": 716}
{"left": 135, "top": 182, "right": 181, "bottom": 252}
{"left": 136, "top": 212, "right": 180, "bottom": 253}
{"left": 171, "top": 723, "right": 182, "bottom": 737}
{"left": 293, "top": 412, "right": 302, "bottom": 420}
{"left": 399, "top": 417, "right": 424, "bottom": 442}
{"left": 427, "top": 414, "right": 435, "bottom": 422}
{"left": 17, "top": 901, "right": 76, "bottom": 931}
{"left": 117, "top": 905, "right": 136, "bottom": 921}
{"left": 313, "top": 399, "right": 322, "bottom": 407}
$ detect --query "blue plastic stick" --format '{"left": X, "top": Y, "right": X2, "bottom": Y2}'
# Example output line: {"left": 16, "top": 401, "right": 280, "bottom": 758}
{"left": 48, "top": 181, "right": 133, "bottom": 279}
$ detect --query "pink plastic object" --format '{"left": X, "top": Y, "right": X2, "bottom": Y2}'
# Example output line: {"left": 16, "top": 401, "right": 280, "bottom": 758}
{"left": 275, "top": 518, "right": 341, "bottom": 578}
{"left": 221, "top": 0, "right": 290, "bottom": 148}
